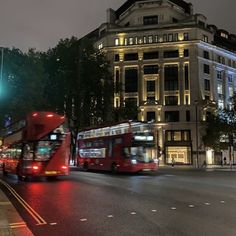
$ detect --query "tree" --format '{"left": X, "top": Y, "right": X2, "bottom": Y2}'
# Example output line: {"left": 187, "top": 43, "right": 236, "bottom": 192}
{"left": 203, "top": 93, "right": 236, "bottom": 152}
{"left": 0, "top": 48, "right": 47, "bottom": 127}
{"left": 43, "top": 37, "right": 113, "bottom": 162}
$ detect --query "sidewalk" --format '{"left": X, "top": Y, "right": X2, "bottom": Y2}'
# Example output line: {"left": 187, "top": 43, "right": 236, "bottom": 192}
{"left": 159, "top": 164, "right": 236, "bottom": 171}
{"left": 0, "top": 188, "right": 33, "bottom": 236}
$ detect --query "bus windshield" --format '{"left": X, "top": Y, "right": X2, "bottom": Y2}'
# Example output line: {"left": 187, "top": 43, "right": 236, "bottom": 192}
{"left": 124, "top": 146, "right": 154, "bottom": 163}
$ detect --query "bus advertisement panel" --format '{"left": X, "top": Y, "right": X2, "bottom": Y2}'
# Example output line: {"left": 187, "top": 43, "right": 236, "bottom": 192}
{"left": 1, "top": 111, "right": 70, "bottom": 180}
{"left": 77, "top": 121, "right": 158, "bottom": 173}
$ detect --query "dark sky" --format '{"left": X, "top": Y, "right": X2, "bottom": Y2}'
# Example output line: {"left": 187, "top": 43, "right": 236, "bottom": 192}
{"left": 0, "top": 0, "right": 235, "bottom": 52}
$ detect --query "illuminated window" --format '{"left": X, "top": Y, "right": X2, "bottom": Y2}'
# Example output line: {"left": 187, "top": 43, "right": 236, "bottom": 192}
{"left": 148, "top": 35, "right": 153, "bottom": 43}
{"left": 203, "top": 35, "right": 208, "bottom": 42}
{"left": 217, "top": 83, "right": 223, "bottom": 94}
{"left": 115, "top": 38, "right": 119, "bottom": 46}
{"left": 98, "top": 43, "right": 103, "bottom": 50}
{"left": 129, "top": 37, "right": 134, "bottom": 45}
{"left": 229, "top": 86, "right": 234, "bottom": 97}
{"left": 173, "top": 131, "right": 181, "bottom": 141}
{"left": 220, "top": 32, "right": 228, "bottom": 39}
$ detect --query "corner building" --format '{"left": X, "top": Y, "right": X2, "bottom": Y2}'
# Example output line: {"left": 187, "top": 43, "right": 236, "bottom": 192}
{"left": 92, "top": 0, "right": 236, "bottom": 166}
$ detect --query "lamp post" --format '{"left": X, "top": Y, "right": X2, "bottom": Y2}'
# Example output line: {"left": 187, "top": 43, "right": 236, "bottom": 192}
{"left": 0, "top": 47, "right": 4, "bottom": 97}
{"left": 194, "top": 100, "right": 199, "bottom": 168}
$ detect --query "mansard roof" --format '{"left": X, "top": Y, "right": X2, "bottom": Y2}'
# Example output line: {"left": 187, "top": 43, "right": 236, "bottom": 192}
{"left": 115, "top": 0, "right": 192, "bottom": 18}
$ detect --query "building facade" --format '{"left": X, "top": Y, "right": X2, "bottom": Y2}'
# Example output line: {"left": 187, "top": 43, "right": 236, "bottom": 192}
{"left": 92, "top": 0, "right": 236, "bottom": 166}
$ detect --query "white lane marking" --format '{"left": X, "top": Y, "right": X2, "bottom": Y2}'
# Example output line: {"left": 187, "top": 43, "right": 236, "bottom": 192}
{"left": 10, "top": 222, "right": 27, "bottom": 229}
{"left": 188, "top": 204, "right": 194, "bottom": 208}
{"left": 50, "top": 223, "right": 57, "bottom": 225}
{"left": 171, "top": 207, "right": 176, "bottom": 210}
{"left": 220, "top": 200, "right": 225, "bottom": 204}
{"left": 204, "top": 202, "right": 211, "bottom": 206}
{"left": 151, "top": 209, "right": 157, "bottom": 212}
{"left": 107, "top": 215, "right": 114, "bottom": 218}
{"left": 130, "top": 212, "right": 136, "bottom": 215}
{"left": 80, "top": 218, "right": 87, "bottom": 222}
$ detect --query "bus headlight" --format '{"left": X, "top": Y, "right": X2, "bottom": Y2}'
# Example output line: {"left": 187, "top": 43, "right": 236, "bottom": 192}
{"left": 131, "top": 159, "right": 137, "bottom": 164}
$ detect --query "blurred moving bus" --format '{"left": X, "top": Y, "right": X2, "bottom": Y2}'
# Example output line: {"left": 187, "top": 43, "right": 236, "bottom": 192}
{"left": 1, "top": 111, "right": 70, "bottom": 180}
{"left": 77, "top": 121, "right": 158, "bottom": 173}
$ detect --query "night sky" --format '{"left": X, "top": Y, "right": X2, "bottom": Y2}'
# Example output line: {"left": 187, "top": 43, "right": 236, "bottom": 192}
{"left": 0, "top": 0, "right": 235, "bottom": 52}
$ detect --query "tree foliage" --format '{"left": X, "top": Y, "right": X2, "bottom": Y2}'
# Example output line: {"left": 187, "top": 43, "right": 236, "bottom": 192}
{"left": 203, "top": 93, "right": 236, "bottom": 150}
{"left": 0, "top": 48, "right": 46, "bottom": 126}
{"left": 42, "top": 37, "right": 113, "bottom": 160}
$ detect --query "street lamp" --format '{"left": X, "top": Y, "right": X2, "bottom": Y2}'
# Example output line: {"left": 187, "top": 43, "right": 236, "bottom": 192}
{"left": 0, "top": 47, "right": 4, "bottom": 97}
{"left": 194, "top": 100, "right": 199, "bottom": 168}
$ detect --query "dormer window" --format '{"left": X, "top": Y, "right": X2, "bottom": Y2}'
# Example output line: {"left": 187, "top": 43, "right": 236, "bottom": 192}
{"left": 143, "top": 15, "right": 158, "bottom": 25}
{"left": 220, "top": 32, "right": 228, "bottom": 39}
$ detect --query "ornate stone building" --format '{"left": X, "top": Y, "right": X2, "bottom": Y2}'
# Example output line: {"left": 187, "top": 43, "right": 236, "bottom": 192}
{"left": 90, "top": 0, "right": 236, "bottom": 166}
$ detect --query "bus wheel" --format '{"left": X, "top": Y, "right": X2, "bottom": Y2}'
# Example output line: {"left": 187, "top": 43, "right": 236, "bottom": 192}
{"left": 2, "top": 165, "right": 7, "bottom": 175}
{"left": 111, "top": 163, "right": 118, "bottom": 174}
{"left": 83, "top": 162, "right": 89, "bottom": 171}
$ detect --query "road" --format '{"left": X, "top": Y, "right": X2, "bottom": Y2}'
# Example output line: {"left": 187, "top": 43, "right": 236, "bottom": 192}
{"left": 1, "top": 168, "right": 236, "bottom": 236}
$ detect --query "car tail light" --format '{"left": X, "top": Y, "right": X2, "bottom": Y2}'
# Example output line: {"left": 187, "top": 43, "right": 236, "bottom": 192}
{"left": 32, "top": 165, "right": 39, "bottom": 170}
{"left": 61, "top": 165, "right": 67, "bottom": 170}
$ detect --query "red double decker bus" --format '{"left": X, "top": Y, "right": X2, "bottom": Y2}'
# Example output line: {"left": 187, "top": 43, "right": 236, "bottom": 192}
{"left": 76, "top": 121, "right": 158, "bottom": 173}
{"left": 1, "top": 111, "right": 70, "bottom": 180}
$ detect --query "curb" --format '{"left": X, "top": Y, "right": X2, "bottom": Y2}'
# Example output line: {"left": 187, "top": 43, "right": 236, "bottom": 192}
{"left": 0, "top": 188, "right": 34, "bottom": 236}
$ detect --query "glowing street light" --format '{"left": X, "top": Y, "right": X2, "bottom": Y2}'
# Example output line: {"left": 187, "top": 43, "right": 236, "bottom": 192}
{"left": 0, "top": 47, "right": 4, "bottom": 98}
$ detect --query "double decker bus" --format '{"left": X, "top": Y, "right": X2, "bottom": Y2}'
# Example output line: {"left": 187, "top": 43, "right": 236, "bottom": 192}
{"left": 77, "top": 121, "right": 158, "bottom": 173}
{"left": 1, "top": 111, "right": 70, "bottom": 180}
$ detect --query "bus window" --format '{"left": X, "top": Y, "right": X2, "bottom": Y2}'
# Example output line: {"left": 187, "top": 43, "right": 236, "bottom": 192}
{"left": 35, "top": 141, "right": 51, "bottom": 161}
{"left": 130, "top": 147, "right": 153, "bottom": 163}
{"left": 123, "top": 147, "right": 130, "bottom": 159}
{"left": 23, "top": 144, "right": 34, "bottom": 160}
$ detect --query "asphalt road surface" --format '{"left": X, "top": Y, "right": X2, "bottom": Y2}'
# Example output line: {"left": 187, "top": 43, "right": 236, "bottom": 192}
{"left": 1, "top": 168, "right": 236, "bottom": 236}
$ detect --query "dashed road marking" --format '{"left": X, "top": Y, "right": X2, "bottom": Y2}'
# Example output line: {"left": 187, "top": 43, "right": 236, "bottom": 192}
{"left": 220, "top": 200, "right": 225, "bottom": 204}
{"left": 107, "top": 215, "right": 114, "bottom": 218}
{"left": 80, "top": 218, "right": 87, "bottom": 222}
{"left": 130, "top": 212, "right": 136, "bottom": 215}
{"left": 171, "top": 207, "right": 176, "bottom": 210}
{"left": 204, "top": 202, "right": 211, "bottom": 206}
{"left": 188, "top": 204, "right": 194, "bottom": 208}
{"left": 151, "top": 209, "right": 157, "bottom": 212}
{"left": 50, "top": 223, "right": 57, "bottom": 225}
